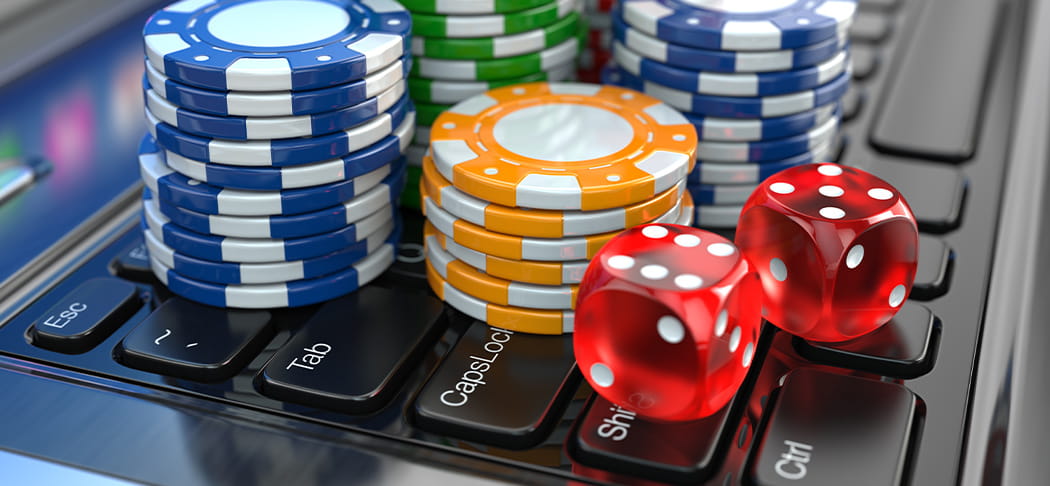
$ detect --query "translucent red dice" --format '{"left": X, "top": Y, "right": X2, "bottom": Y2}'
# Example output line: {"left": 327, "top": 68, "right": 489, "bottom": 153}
{"left": 574, "top": 224, "right": 763, "bottom": 422}
{"left": 735, "top": 163, "right": 919, "bottom": 343}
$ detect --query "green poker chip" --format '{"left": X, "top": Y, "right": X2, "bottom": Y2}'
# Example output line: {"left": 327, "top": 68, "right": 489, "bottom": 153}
{"left": 401, "top": 165, "right": 423, "bottom": 211}
{"left": 411, "top": 12, "right": 580, "bottom": 59}
{"left": 407, "top": 61, "right": 576, "bottom": 103}
{"left": 410, "top": 34, "right": 582, "bottom": 81}
{"left": 410, "top": 0, "right": 574, "bottom": 38}
{"left": 398, "top": 0, "right": 552, "bottom": 15}
{"left": 416, "top": 102, "right": 455, "bottom": 126}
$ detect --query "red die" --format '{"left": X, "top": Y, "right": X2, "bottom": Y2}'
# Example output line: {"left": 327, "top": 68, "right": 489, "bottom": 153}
{"left": 574, "top": 224, "right": 762, "bottom": 422}
{"left": 735, "top": 163, "right": 919, "bottom": 343}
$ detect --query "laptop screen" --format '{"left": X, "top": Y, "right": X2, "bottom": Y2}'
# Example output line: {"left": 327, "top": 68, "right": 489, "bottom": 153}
{"left": 0, "top": 10, "right": 149, "bottom": 287}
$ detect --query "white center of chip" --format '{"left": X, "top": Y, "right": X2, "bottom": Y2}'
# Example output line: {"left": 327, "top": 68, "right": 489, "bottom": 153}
{"left": 491, "top": 104, "right": 633, "bottom": 162}
{"left": 208, "top": 1, "right": 351, "bottom": 48}
{"left": 681, "top": 0, "right": 798, "bottom": 13}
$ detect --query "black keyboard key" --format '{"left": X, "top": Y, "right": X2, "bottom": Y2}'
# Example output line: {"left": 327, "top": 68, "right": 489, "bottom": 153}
{"left": 869, "top": 0, "right": 1001, "bottom": 162}
{"left": 831, "top": 136, "right": 848, "bottom": 164}
{"left": 854, "top": 159, "right": 966, "bottom": 232}
{"left": 378, "top": 210, "right": 427, "bottom": 289}
{"left": 859, "top": 0, "right": 901, "bottom": 11}
{"left": 849, "top": 11, "right": 893, "bottom": 44}
{"left": 110, "top": 240, "right": 153, "bottom": 282}
{"left": 850, "top": 45, "right": 880, "bottom": 81}
{"left": 568, "top": 394, "right": 735, "bottom": 484}
{"left": 912, "top": 235, "right": 954, "bottom": 300}
{"left": 257, "top": 286, "right": 446, "bottom": 414}
{"left": 569, "top": 326, "right": 773, "bottom": 483}
{"left": 410, "top": 321, "right": 579, "bottom": 449}
{"left": 117, "top": 298, "right": 273, "bottom": 382}
{"left": 842, "top": 85, "right": 865, "bottom": 123}
{"left": 29, "top": 278, "right": 141, "bottom": 354}
{"left": 746, "top": 369, "right": 920, "bottom": 486}
{"left": 792, "top": 302, "right": 941, "bottom": 379}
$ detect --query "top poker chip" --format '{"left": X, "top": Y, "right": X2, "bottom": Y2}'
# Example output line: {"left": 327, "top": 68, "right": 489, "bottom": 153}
{"left": 429, "top": 82, "right": 697, "bottom": 211}
{"left": 619, "top": 0, "right": 856, "bottom": 51}
{"left": 143, "top": 0, "right": 411, "bottom": 92}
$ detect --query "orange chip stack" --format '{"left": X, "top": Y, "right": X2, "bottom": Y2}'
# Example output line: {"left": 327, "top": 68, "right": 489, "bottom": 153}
{"left": 420, "top": 82, "right": 697, "bottom": 334}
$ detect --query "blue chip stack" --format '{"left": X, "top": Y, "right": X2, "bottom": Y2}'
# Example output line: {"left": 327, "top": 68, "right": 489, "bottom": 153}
{"left": 137, "top": 0, "right": 415, "bottom": 308}
{"left": 600, "top": 0, "right": 857, "bottom": 228}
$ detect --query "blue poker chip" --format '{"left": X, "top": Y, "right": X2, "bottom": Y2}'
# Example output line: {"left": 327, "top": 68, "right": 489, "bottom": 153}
{"left": 684, "top": 102, "right": 838, "bottom": 142}
{"left": 602, "top": 62, "right": 851, "bottom": 119}
{"left": 691, "top": 204, "right": 742, "bottom": 229}
{"left": 688, "top": 182, "right": 759, "bottom": 205}
{"left": 695, "top": 112, "right": 840, "bottom": 162}
{"left": 610, "top": 15, "right": 847, "bottom": 73}
{"left": 149, "top": 96, "right": 413, "bottom": 167}
{"left": 156, "top": 166, "right": 405, "bottom": 239}
{"left": 144, "top": 76, "right": 406, "bottom": 140}
{"left": 147, "top": 86, "right": 412, "bottom": 167}
{"left": 143, "top": 0, "right": 411, "bottom": 92}
{"left": 613, "top": 41, "right": 850, "bottom": 96}
{"left": 143, "top": 216, "right": 400, "bottom": 285}
{"left": 160, "top": 112, "right": 413, "bottom": 190}
{"left": 140, "top": 135, "right": 406, "bottom": 216}
{"left": 149, "top": 240, "right": 396, "bottom": 308}
{"left": 144, "top": 57, "right": 411, "bottom": 117}
{"left": 688, "top": 140, "right": 835, "bottom": 184}
{"left": 142, "top": 189, "right": 397, "bottom": 263}
{"left": 617, "top": 0, "right": 856, "bottom": 51}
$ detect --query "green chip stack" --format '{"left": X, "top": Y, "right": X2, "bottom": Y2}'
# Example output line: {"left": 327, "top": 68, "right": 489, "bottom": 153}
{"left": 397, "top": 0, "right": 585, "bottom": 209}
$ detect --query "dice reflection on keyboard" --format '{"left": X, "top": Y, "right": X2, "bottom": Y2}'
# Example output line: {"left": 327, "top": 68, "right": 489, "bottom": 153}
{"left": 746, "top": 369, "right": 920, "bottom": 486}
{"left": 568, "top": 394, "right": 740, "bottom": 484}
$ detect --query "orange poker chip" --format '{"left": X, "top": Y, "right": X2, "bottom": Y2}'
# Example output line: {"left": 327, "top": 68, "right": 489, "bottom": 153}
{"left": 425, "top": 234, "right": 579, "bottom": 310}
{"left": 421, "top": 184, "right": 686, "bottom": 262}
{"left": 421, "top": 155, "right": 686, "bottom": 238}
{"left": 425, "top": 259, "right": 576, "bottom": 335}
{"left": 428, "top": 82, "right": 697, "bottom": 211}
{"left": 424, "top": 223, "right": 591, "bottom": 286}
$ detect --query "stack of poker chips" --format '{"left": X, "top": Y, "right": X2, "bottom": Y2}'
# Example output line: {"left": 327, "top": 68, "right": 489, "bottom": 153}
{"left": 400, "top": 0, "right": 586, "bottom": 209}
{"left": 601, "top": 0, "right": 856, "bottom": 228}
{"left": 577, "top": 0, "right": 614, "bottom": 82}
{"left": 136, "top": 0, "right": 415, "bottom": 309}
{"left": 420, "top": 82, "right": 696, "bottom": 335}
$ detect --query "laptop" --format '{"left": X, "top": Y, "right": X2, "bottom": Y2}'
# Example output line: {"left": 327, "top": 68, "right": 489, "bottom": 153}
{"left": 0, "top": 0, "right": 1044, "bottom": 484}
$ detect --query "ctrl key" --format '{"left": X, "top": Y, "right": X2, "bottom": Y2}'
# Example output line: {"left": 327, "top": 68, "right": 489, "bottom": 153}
{"left": 29, "top": 278, "right": 141, "bottom": 353}
{"left": 745, "top": 369, "right": 921, "bottom": 486}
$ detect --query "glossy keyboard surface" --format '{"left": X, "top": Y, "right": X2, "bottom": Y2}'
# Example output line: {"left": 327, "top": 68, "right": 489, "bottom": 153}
{"left": 0, "top": 0, "right": 1028, "bottom": 484}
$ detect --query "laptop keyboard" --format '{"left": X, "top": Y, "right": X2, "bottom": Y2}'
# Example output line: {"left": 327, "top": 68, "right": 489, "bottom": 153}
{"left": 0, "top": 0, "right": 1021, "bottom": 483}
